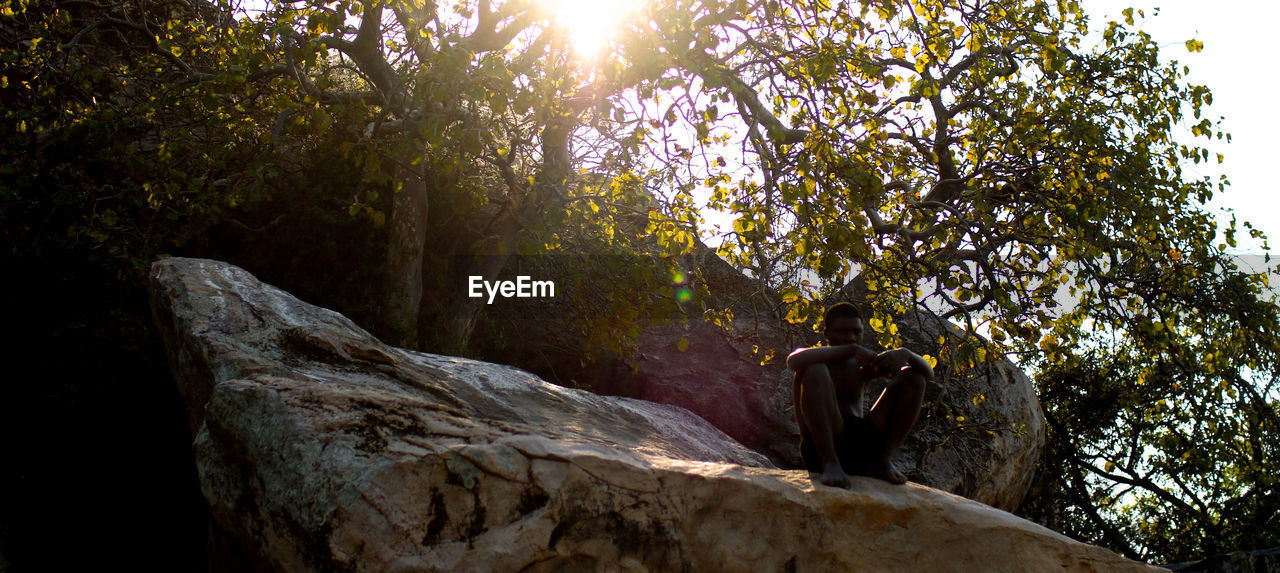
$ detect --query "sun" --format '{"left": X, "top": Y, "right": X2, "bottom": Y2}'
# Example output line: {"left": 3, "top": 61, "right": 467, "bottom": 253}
{"left": 538, "top": 0, "right": 643, "bottom": 59}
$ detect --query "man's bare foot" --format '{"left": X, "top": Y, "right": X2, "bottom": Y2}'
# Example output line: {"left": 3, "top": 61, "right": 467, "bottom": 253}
{"left": 864, "top": 460, "right": 908, "bottom": 485}
{"left": 818, "top": 462, "right": 853, "bottom": 489}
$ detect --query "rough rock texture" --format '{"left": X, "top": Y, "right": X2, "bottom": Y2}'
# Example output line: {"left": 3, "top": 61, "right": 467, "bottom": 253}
{"left": 614, "top": 316, "right": 800, "bottom": 468}
{"left": 152, "top": 257, "right": 1156, "bottom": 572}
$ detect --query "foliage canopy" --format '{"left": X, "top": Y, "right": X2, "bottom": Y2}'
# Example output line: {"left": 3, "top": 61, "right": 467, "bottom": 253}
{"left": 3, "top": 0, "right": 1277, "bottom": 562}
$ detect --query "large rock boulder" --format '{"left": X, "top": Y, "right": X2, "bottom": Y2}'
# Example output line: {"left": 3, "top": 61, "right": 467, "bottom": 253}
{"left": 528, "top": 245, "right": 1046, "bottom": 511}
{"left": 151, "top": 257, "right": 1155, "bottom": 572}
{"left": 856, "top": 301, "right": 1047, "bottom": 513}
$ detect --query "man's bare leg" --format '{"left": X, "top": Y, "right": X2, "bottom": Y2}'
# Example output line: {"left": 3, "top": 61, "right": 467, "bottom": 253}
{"left": 866, "top": 369, "right": 926, "bottom": 484}
{"left": 796, "top": 363, "right": 851, "bottom": 488}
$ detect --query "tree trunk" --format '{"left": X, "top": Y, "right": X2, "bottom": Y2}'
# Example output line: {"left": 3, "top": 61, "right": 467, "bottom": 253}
{"left": 380, "top": 160, "right": 429, "bottom": 348}
{"left": 450, "top": 244, "right": 513, "bottom": 353}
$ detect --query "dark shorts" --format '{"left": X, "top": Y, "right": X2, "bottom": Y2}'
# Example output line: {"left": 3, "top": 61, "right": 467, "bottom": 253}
{"left": 800, "top": 413, "right": 887, "bottom": 474}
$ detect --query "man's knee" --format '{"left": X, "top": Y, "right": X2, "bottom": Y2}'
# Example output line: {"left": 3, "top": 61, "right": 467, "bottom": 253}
{"left": 893, "top": 368, "right": 927, "bottom": 395}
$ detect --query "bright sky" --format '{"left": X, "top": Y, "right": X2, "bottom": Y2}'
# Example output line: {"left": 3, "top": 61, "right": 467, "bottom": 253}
{"left": 1079, "top": 1, "right": 1280, "bottom": 255}
{"left": 541, "top": 0, "right": 642, "bottom": 59}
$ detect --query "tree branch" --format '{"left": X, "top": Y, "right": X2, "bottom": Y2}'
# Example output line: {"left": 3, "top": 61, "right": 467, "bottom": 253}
{"left": 459, "top": 0, "right": 535, "bottom": 52}
{"left": 676, "top": 50, "right": 808, "bottom": 145}
{"left": 1076, "top": 457, "right": 1211, "bottom": 524}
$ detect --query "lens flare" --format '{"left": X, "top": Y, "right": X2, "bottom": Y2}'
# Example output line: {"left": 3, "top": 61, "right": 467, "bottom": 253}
{"left": 676, "top": 287, "right": 693, "bottom": 302}
{"left": 537, "top": 0, "right": 642, "bottom": 59}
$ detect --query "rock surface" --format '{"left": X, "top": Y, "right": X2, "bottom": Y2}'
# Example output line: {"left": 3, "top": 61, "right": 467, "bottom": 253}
{"left": 151, "top": 257, "right": 1156, "bottom": 572}
{"left": 555, "top": 245, "right": 1046, "bottom": 511}
{"left": 870, "top": 303, "right": 1047, "bottom": 513}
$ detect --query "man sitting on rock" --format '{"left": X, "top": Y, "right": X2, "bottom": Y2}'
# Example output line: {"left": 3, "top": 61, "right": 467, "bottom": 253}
{"left": 787, "top": 302, "right": 932, "bottom": 488}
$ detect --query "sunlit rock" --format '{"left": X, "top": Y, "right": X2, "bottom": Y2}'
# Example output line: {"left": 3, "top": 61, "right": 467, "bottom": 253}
{"left": 151, "top": 258, "right": 1153, "bottom": 572}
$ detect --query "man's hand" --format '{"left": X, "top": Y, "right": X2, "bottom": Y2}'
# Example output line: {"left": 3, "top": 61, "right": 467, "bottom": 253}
{"left": 872, "top": 348, "right": 935, "bottom": 380}
{"left": 849, "top": 344, "right": 878, "bottom": 366}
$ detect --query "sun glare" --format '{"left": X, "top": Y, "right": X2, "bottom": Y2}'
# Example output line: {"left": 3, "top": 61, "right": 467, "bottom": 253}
{"left": 539, "top": 0, "right": 643, "bottom": 59}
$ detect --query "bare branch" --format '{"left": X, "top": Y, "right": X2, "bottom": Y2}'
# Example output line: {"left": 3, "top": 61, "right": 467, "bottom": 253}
{"left": 459, "top": 0, "right": 535, "bottom": 52}
{"left": 676, "top": 50, "right": 808, "bottom": 145}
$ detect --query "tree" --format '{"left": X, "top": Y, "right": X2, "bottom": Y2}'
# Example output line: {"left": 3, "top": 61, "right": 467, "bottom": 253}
{"left": 269, "top": 0, "right": 1277, "bottom": 559}
{"left": 222, "top": 0, "right": 656, "bottom": 348}
{"left": 4, "top": 0, "right": 1277, "bottom": 562}
{"left": 662, "top": 0, "right": 1278, "bottom": 561}
{"left": 1019, "top": 258, "right": 1280, "bottom": 562}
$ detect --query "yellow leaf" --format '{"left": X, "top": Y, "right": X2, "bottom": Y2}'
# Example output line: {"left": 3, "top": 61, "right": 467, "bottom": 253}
{"left": 677, "top": 337, "right": 689, "bottom": 352}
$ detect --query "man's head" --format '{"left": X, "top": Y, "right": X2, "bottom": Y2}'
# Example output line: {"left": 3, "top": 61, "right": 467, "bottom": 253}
{"left": 823, "top": 302, "right": 864, "bottom": 346}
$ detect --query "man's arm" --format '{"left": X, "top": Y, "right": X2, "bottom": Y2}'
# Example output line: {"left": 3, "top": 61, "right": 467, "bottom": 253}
{"left": 870, "top": 348, "right": 935, "bottom": 380}
{"left": 786, "top": 343, "right": 877, "bottom": 372}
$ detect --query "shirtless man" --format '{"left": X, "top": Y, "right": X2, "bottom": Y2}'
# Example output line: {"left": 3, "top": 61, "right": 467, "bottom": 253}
{"left": 787, "top": 302, "right": 933, "bottom": 488}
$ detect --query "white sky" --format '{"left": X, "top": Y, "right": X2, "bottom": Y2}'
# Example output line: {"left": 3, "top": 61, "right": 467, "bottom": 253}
{"left": 1079, "top": 1, "right": 1280, "bottom": 254}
